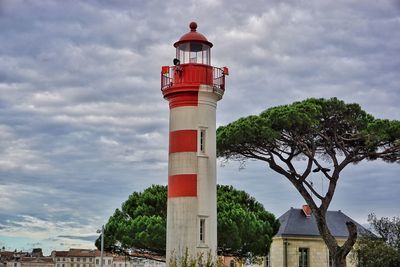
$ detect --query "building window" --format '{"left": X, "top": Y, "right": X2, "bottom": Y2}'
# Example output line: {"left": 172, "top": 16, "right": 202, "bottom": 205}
{"left": 89, "top": 258, "right": 92, "bottom": 262}
{"left": 108, "top": 260, "right": 111, "bottom": 265}
{"left": 200, "top": 218, "right": 206, "bottom": 243}
{"left": 229, "top": 259, "right": 235, "bottom": 267}
{"left": 62, "top": 264, "right": 65, "bottom": 267}
{"left": 199, "top": 129, "right": 206, "bottom": 153}
{"left": 77, "top": 258, "right": 80, "bottom": 262}
{"left": 71, "top": 258, "right": 74, "bottom": 262}
{"left": 63, "top": 258, "right": 65, "bottom": 262}
{"left": 77, "top": 264, "right": 80, "bottom": 267}
{"left": 83, "top": 258, "right": 86, "bottom": 263}
{"left": 299, "top": 248, "right": 309, "bottom": 267}
{"left": 58, "top": 264, "right": 61, "bottom": 267}
{"left": 96, "top": 259, "right": 99, "bottom": 265}
{"left": 57, "top": 258, "right": 61, "bottom": 262}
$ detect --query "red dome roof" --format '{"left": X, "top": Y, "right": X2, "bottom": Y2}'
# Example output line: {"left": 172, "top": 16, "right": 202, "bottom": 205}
{"left": 174, "top": 22, "right": 213, "bottom": 48}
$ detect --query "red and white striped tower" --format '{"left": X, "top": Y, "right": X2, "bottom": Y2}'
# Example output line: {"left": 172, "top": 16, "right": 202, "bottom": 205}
{"left": 161, "top": 22, "right": 228, "bottom": 263}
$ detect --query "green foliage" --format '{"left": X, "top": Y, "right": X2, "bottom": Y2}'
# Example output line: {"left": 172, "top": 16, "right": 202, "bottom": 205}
{"left": 96, "top": 184, "right": 279, "bottom": 259}
{"left": 217, "top": 185, "right": 279, "bottom": 259}
{"left": 217, "top": 97, "right": 400, "bottom": 163}
{"left": 352, "top": 214, "right": 400, "bottom": 267}
{"left": 95, "top": 184, "right": 167, "bottom": 254}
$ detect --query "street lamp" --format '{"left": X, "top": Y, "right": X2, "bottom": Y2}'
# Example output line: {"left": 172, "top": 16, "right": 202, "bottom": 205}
{"left": 96, "top": 225, "right": 104, "bottom": 267}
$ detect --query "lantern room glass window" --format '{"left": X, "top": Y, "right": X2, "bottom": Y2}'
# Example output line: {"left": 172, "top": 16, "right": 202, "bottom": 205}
{"left": 176, "top": 42, "right": 211, "bottom": 65}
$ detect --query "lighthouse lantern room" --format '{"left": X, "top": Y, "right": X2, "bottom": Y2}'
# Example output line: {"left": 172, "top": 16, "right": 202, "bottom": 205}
{"left": 174, "top": 22, "right": 212, "bottom": 65}
{"left": 161, "top": 22, "right": 228, "bottom": 264}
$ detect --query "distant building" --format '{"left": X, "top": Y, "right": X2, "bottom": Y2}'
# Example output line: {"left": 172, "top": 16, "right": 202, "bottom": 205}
{"left": 69, "top": 249, "right": 96, "bottom": 267}
{"left": 5, "top": 248, "right": 167, "bottom": 267}
{"left": 51, "top": 251, "right": 69, "bottom": 267}
{"left": 0, "top": 251, "right": 14, "bottom": 267}
{"left": 6, "top": 258, "right": 21, "bottom": 267}
{"left": 4, "top": 251, "right": 30, "bottom": 267}
{"left": 219, "top": 255, "right": 264, "bottom": 267}
{"left": 52, "top": 249, "right": 98, "bottom": 267}
{"left": 31, "top": 250, "right": 43, "bottom": 258}
{"left": 269, "top": 205, "right": 369, "bottom": 267}
{"left": 20, "top": 257, "right": 53, "bottom": 267}
{"left": 111, "top": 256, "right": 130, "bottom": 267}
{"left": 94, "top": 250, "right": 112, "bottom": 267}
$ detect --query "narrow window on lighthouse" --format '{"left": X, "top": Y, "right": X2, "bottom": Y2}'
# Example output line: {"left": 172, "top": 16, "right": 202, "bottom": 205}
{"left": 200, "top": 129, "right": 206, "bottom": 153}
{"left": 199, "top": 218, "right": 206, "bottom": 243}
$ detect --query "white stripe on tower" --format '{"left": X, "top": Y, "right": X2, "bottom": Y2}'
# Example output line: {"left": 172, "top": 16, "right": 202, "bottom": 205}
{"left": 169, "top": 106, "right": 198, "bottom": 131}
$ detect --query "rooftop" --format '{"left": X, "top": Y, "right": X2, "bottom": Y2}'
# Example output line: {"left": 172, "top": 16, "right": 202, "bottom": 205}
{"left": 68, "top": 249, "right": 96, "bottom": 257}
{"left": 276, "top": 207, "right": 370, "bottom": 238}
{"left": 53, "top": 251, "right": 69, "bottom": 257}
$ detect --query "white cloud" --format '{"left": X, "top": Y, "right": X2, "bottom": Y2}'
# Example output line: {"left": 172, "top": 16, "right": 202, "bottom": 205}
{"left": 0, "top": 126, "right": 53, "bottom": 173}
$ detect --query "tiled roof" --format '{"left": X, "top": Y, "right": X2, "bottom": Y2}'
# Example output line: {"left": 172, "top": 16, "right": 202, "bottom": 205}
{"left": 54, "top": 251, "right": 69, "bottom": 257}
{"left": 68, "top": 249, "right": 96, "bottom": 257}
{"left": 0, "top": 251, "right": 14, "bottom": 257}
{"left": 276, "top": 208, "right": 369, "bottom": 238}
{"left": 0, "top": 251, "right": 14, "bottom": 260}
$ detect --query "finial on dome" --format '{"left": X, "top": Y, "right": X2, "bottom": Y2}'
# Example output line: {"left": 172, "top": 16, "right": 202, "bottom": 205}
{"left": 189, "top": 21, "right": 197, "bottom": 32}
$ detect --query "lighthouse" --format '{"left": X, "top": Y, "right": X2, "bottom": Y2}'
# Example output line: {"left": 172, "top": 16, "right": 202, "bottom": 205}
{"left": 161, "top": 22, "right": 227, "bottom": 263}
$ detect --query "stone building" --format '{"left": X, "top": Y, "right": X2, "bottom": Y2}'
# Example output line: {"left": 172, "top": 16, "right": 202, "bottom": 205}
{"left": 69, "top": 249, "right": 96, "bottom": 267}
{"left": 269, "top": 205, "right": 368, "bottom": 267}
{"left": 52, "top": 251, "right": 69, "bottom": 267}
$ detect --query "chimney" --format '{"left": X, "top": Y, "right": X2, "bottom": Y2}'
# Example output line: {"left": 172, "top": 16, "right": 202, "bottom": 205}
{"left": 302, "top": 205, "right": 312, "bottom": 217}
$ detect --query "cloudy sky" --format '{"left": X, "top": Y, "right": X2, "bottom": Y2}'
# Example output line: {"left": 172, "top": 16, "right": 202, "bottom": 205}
{"left": 0, "top": 0, "right": 399, "bottom": 255}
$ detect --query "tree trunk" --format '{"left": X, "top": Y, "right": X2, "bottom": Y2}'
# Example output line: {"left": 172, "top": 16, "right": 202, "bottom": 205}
{"left": 312, "top": 210, "right": 357, "bottom": 267}
{"left": 330, "top": 221, "right": 358, "bottom": 267}
{"left": 333, "top": 253, "right": 347, "bottom": 267}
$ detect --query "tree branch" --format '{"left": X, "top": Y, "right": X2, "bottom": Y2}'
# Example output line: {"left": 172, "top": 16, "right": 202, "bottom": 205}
{"left": 303, "top": 180, "right": 324, "bottom": 200}
{"left": 300, "top": 156, "right": 314, "bottom": 182}
{"left": 340, "top": 221, "right": 358, "bottom": 257}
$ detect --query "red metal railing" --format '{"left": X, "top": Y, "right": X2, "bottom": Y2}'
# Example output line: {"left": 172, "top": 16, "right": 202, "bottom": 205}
{"left": 161, "top": 64, "right": 225, "bottom": 91}
{"left": 213, "top": 66, "right": 225, "bottom": 91}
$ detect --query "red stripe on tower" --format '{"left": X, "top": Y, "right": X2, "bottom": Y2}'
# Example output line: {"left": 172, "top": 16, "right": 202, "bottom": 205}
{"left": 168, "top": 174, "right": 197, "bottom": 197}
{"left": 169, "top": 130, "right": 197, "bottom": 153}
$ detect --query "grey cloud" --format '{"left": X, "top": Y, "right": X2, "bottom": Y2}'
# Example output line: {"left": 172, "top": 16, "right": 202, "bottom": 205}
{"left": 0, "top": 0, "right": 399, "bottom": 252}
{"left": 57, "top": 235, "right": 98, "bottom": 242}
